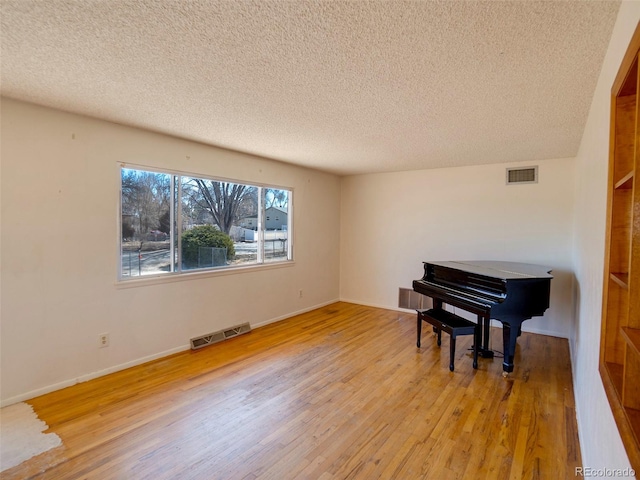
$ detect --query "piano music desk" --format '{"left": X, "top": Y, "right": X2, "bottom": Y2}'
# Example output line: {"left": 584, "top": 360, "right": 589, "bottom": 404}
{"left": 416, "top": 308, "right": 480, "bottom": 371}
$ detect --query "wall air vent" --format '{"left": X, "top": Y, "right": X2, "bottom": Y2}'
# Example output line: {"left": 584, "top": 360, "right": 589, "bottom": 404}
{"left": 190, "top": 322, "right": 251, "bottom": 350}
{"left": 398, "top": 288, "right": 431, "bottom": 310}
{"left": 506, "top": 166, "right": 538, "bottom": 185}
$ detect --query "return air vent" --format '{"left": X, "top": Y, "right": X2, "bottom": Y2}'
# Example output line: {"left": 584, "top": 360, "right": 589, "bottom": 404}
{"left": 190, "top": 322, "right": 251, "bottom": 350}
{"left": 506, "top": 166, "right": 538, "bottom": 185}
{"left": 398, "top": 288, "right": 431, "bottom": 310}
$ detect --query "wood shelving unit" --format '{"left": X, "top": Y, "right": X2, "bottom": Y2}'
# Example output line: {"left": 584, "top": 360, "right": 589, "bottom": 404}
{"left": 600, "top": 22, "right": 640, "bottom": 472}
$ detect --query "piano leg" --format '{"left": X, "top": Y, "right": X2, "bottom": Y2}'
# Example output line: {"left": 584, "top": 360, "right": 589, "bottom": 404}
{"left": 416, "top": 311, "right": 422, "bottom": 348}
{"left": 501, "top": 320, "right": 522, "bottom": 373}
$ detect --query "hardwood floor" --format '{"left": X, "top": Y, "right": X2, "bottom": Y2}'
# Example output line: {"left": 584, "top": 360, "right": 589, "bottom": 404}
{"left": 3, "top": 302, "right": 581, "bottom": 479}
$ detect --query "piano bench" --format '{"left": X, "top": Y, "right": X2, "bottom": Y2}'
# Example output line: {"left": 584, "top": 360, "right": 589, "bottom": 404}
{"left": 416, "top": 308, "right": 480, "bottom": 372}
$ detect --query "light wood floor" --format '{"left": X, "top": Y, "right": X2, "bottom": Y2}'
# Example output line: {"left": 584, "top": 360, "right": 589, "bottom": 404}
{"left": 3, "top": 302, "right": 581, "bottom": 479}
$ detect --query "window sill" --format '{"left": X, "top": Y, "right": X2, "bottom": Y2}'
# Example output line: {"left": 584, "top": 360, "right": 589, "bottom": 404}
{"left": 115, "top": 260, "right": 295, "bottom": 289}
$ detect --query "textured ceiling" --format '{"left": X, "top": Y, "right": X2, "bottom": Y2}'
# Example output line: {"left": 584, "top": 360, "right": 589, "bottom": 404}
{"left": 0, "top": 0, "right": 620, "bottom": 176}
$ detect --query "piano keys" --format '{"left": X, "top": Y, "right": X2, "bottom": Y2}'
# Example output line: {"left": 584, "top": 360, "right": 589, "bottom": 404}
{"left": 412, "top": 261, "right": 552, "bottom": 373}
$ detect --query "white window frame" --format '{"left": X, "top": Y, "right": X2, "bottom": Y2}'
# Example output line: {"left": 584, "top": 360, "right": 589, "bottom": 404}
{"left": 118, "top": 163, "right": 293, "bottom": 283}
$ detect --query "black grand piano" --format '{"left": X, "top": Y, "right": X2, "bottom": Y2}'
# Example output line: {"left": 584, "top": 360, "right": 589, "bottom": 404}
{"left": 412, "top": 260, "right": 552, "bottom": 373}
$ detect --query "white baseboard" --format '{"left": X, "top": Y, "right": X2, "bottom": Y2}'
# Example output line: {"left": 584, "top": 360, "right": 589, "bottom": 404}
{"left": 2, "top": 297, "right": 565, "bottom": 407}
{"left": 339, "top": 297, "right": 569, "bottom": 339}
{"left": 339, "top": 297, "right": 407, "bottom": 313}
{"left": 251, "top": 298, "right": 340, "bottom": 328}
{"left": 0, "top": 345, "right": 190, "bottom": 408}
{"left": 0, "top": 298, "right": 341, "bottom": 408}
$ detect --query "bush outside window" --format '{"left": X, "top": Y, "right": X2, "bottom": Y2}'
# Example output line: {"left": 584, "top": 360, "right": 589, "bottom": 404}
{"left": 120, "top": 166, "right": 292, "bottom": 280}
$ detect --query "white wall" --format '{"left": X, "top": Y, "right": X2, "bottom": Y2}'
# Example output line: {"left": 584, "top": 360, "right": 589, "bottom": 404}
{"left": 340, "top": 158, "right": 575, "bottom": 339}
{"left": 0, "top": 98, "right": 341, "bottom": 405}
{"left": 572, "top": 2, "right": 640, "bottom": 472}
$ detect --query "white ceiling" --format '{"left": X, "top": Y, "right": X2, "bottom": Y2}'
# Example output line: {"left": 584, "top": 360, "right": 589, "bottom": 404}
{"left": 0, "top": 0, "right": 620, "bottom": 176}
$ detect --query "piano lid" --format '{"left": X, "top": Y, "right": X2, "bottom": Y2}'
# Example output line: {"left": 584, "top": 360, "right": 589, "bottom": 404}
{"left": 426, "top": 261, "right": 553, "bottom": 280}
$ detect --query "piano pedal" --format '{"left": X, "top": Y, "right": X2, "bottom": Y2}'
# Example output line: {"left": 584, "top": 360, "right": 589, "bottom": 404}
{"left": 478, "top": 348, "right": 495, "bottom": 359}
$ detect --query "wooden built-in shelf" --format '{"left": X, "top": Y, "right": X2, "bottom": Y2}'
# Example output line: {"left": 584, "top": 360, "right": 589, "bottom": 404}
{"left": 605, "top": 361, "right": 625, "bottom": 394}
{"left": 622, "top": 327, "right": 640, "bottom": 356}
{"left": 600, "top": 22, "right": 640, "bottom": 473}
{"left": 615, "top": 170, "right": 634, "bottom": 189}
{"left": 611, "top": 272, "right": 630, "bottom": 289}
{"left": 627, "top": 407, "right": 640, "bottom": 446}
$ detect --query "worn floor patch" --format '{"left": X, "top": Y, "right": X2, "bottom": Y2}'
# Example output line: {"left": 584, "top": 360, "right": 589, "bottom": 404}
{"left": 0, "top": 402, "right": 62, "bottom": 472}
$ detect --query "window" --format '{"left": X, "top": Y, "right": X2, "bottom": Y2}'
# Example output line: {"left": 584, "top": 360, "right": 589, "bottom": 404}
{"left": 120, "top": 166, "right": 292, "bottom": 280}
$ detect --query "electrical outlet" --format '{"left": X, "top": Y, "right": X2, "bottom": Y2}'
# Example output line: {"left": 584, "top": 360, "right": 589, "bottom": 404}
{"left": 299, "top": 289, "right": 303, "bottom": 298}
{"left": 99, "top": 333, "right": 109, "bottom": 348}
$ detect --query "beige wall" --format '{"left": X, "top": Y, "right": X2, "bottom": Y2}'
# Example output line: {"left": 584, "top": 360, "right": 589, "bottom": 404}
{"left": 572, "top": 1, "right": 640, "bottom": 472}
{"left": 340, "top": 158, "right": 575, "bottom": 339}
{"left": 0, "top": 98, "right": 341, "bottom": 405}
